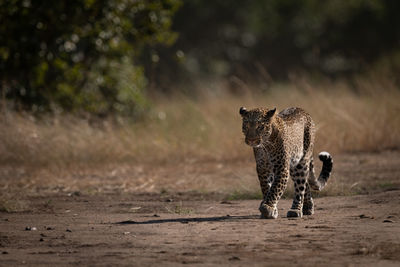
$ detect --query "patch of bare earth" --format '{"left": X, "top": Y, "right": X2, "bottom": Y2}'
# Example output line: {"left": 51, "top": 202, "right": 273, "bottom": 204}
{"left": 0, "top": 151, "right": 400, "bottom": 266}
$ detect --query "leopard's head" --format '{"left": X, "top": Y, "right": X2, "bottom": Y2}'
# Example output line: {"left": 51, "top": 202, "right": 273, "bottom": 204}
{"left": 239, "top": 107, "right": 276, "bottom": 147}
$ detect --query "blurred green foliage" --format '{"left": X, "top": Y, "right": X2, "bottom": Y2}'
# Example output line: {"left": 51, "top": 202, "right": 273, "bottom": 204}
{"left": 0, "top": 0, "right": 181, "bottom": 115}
{"left": 152, "top": 0, "right": 400, "bottom": 87}
{"left": 1, "top": 0, "right": 399, "bottom": 114}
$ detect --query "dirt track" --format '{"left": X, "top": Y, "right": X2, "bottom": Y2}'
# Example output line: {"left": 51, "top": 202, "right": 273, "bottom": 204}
{"left": 1, "top": 151, "right": 400, "bottom": 266}
{"left": 1, "top": 189, "right": 400, "bottom": 266}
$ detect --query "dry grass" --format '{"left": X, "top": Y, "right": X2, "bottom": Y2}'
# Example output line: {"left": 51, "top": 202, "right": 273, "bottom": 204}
{"left": 0, "top": 76, "right": 399, "bottom": 196}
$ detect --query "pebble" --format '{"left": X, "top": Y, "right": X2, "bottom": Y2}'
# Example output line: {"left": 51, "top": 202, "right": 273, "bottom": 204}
{"left": 67, "top": 191, "right": 81, "bottom": 197}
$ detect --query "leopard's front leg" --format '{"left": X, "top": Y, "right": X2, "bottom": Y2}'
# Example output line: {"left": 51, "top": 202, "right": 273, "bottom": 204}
{"left": 259, "top": 156, "right": 289, "bottom": 219}
{"left": 256, "top": 162, "right": 274, "bottom": 198}
{"left": 254, "top": 147, "right": 274, "bottom": 198}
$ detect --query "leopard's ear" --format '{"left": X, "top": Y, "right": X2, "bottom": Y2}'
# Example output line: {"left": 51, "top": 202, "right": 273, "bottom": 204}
{"left": 266, "top": 107, "right": 276, "bottom": 118}
{"left": 239, "top": 107, "right": 248, "bottom": 117}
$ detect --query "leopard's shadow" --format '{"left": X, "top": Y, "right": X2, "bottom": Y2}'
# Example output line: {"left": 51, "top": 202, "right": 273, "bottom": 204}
{"left": 115, "top": 215, "right": 259, "bottom": 225}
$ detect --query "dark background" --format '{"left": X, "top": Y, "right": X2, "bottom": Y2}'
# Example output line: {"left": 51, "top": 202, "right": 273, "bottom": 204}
{"left": 1, "top": 0, "right": 399, "bottom": 116}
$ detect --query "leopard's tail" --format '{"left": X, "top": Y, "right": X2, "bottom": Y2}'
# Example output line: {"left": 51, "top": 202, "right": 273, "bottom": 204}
{"left": 308, "top": 152, "right": 333, "bottom": 191}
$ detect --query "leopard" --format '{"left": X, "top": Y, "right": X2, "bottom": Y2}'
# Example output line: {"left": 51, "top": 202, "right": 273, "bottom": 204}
{"left": 239, "top": 106, "right": 333, "bottom": 219}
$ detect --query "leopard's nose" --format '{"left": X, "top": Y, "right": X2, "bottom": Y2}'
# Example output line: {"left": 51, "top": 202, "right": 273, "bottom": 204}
{"left": 246, "top": 137, "right": 261, "bottom": 146}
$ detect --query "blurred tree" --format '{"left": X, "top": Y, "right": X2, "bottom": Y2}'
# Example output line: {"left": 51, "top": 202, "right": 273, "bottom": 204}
{"left": 148, "top": 0, "right": 400, "bottom": 89}
{"left": 0, "top": 0, "right": 181, "bottom": 115}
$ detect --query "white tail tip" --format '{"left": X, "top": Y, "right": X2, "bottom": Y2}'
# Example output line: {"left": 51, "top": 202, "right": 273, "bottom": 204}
{"left": 319, "top": 151, "right": 331, "bottom": 158}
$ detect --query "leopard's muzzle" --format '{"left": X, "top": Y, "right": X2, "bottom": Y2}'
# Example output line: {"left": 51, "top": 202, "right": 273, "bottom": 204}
{"left": 245, "top": 137, "right": 262, "bottom": 147}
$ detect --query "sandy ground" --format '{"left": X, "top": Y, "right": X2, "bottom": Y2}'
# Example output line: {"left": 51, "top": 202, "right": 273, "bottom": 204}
{"left": 0, "top": 190, "right": 399, "bottom": 266}
{"left": 1, "top": 151, "right": 400, "bottom": 266}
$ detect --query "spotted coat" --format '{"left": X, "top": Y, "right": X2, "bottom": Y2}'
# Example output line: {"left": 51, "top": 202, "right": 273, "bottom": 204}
{"left": 240, "top": 107, "right": 333, "bottom": 219}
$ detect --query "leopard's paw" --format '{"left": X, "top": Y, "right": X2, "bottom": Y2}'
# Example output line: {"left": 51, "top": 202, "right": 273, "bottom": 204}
{"left": 302, "top": 206, "right": 314, "bottom": 215}
{"left": 259, "top": 203, "right": 278, "bottom": 219}
{"left": 287, "top": 209, "right": 303, "bottom": 218}
{"left": 303, "top": 200, "right": 314, "bottom": 215}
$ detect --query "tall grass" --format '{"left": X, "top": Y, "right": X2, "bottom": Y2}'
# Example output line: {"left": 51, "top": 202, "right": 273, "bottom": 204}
{"left": 1, "top": 77, "right": 399, "bottom": 167}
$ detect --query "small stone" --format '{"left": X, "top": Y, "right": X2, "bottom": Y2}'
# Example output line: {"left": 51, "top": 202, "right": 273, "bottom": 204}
{"left": 39, "top": 238, "right": 44, "bottom": 242}
{"left": 383, "top": 219, "right": 394, "bottom": 223}
{"left": 153, "top": 214, "right": 160, "bottom": 217}
{"left": 2, "top": 251, "right": 8, "bottom": 254}
{"left": 166, "top": 198, "right": 173, "bottom": 202}
{"left": 123, "top": 232, "right": 130, "bottom": 235}
{"left": 67, "top": 191, "right": 81, "bottom": 197}
{"left": 229, "top": 256, "right": 240, "bottom": 261}
{"left": 66, "top": 229, "right": 72, "bottom": 232}
{"left": 357, "top": 247, "right": 369, "bottom": 255}
{"left": 46, "top": 227, "right": 54, "bottom": 230}
{"left": 25, "top": 226, "right": 37, "bottom": 231}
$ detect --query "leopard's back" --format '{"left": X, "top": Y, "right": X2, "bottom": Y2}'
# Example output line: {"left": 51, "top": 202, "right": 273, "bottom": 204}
{"left": 275, "top": 107, "right": 315, "bottom": 166}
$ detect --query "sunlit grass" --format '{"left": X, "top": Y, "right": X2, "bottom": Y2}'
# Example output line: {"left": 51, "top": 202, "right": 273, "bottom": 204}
{"left": 1, "top": 79, "right": 399, "bottom": 167}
